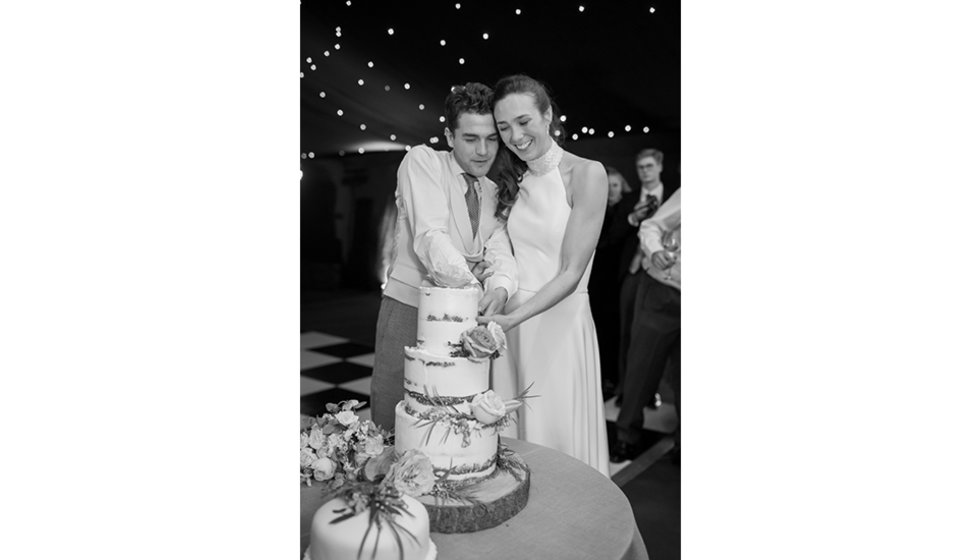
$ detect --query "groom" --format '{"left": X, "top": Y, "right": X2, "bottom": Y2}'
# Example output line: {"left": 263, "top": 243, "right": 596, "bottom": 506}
{"left": 370, "top": 82, "right": 518, "bottom": 431}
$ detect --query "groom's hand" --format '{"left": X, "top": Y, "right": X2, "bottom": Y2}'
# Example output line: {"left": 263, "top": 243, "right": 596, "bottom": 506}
{"left": 478, "top": 287, "right": 508, "bottom": 316}
{"left": 471, "top": 260, "right": 492, "bottom": 283}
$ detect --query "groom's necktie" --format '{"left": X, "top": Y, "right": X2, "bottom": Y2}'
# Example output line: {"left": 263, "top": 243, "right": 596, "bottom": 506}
{"left": 463, "top": 174, "right": 481, "bottom": 239}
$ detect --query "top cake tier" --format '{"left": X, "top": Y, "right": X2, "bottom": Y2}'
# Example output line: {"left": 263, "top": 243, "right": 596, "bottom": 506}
{"left": 416, "top": 285, "right": 479, "bottom": 356}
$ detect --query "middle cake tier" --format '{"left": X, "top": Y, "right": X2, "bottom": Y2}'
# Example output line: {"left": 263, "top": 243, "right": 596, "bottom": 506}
{"left": 402, "top": 347, "right": 490, "bottom": 414}
{"left": 394, "top": 401, "right": 498, "bottom": 482}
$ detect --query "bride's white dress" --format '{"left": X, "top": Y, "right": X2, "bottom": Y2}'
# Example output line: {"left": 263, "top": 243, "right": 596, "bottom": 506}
{"left": 492, "top": 142, "right": 610, "bottom": 476}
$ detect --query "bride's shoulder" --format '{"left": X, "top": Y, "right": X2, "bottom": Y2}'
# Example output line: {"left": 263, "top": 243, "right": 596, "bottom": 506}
{"left": 559, "top": 151, "right": 605, "bottom": 183}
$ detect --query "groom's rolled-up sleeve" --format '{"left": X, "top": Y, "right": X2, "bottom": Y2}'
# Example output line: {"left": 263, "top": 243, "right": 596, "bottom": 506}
{"left": 398, "top": 146, "right": 476, "bottom": 287}
{"left": 482, "top": 222, "right": 518, "bottom": 299}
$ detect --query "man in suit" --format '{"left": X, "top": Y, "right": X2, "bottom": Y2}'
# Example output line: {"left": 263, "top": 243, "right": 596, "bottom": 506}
{"left": 616, "top": 149, "right": 677, "bottom": 401}
{"left": 370, "top": 83, "right": 518, "bottom": 430}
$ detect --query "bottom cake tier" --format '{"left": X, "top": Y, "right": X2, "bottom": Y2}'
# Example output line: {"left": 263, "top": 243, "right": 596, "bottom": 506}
{"left": 394, "top": 401, "right": 498, "bottom": 481}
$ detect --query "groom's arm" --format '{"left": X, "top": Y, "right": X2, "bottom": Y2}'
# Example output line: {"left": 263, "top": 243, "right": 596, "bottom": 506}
{"left": 478, "top": 221, "right": 518, "bottom": 315}
{"left": 398, "top": 146, "right": 477, "bottom": 287}
{"left": 482, "top": 221, "right": 517, "bottom": 299}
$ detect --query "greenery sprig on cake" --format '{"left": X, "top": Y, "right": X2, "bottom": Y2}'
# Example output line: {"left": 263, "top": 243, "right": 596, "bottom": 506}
{"left": 409, "top": 384, "right": 538, "bottom": 447}
{"left": 425, "top": 312, "right": 466, "bottom": 322}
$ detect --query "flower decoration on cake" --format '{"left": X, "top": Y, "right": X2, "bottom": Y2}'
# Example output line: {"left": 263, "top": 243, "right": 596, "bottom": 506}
{"left": 412, "top": 384, "right": 539, "bottom": 445}
{"left": 470, "top": 390, "right": 507, "bottom": 424}
{"left": 451, "top": 322, "right": 507, "bottom": 361}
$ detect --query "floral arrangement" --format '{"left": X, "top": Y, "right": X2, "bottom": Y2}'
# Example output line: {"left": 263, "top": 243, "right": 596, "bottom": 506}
{"left": 300, "top": 400, "right": 392, "bottom": 488}
{"left": 449, "top": 322, "right": 507, "bottom": 361}
{"left": 301, "top": 400, "right": 437, "bottom": 560}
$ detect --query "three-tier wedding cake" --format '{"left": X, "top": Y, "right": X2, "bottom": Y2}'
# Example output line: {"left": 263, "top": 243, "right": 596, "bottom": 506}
{"left": 394, "top": 285, "right": 530, "bottom": 533}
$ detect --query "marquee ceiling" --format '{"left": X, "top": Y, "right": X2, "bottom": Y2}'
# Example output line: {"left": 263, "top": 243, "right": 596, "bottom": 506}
{"left": 300, "top": 0, "right": 679, "bottom": 158}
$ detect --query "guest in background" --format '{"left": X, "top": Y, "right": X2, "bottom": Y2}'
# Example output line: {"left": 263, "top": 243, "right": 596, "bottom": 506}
{"left": 612, "top": 188, "right": 681, "bottom": 463}
{"left": 589, "top": 167, "right": 634, "bottom": 398}
{"left": 479, "top": 74, "right": 610, "bottom": 476}
{"left": 616, "top": 149, "right": 678, "bottom": 404}
{"left": 370, "top": 83, "right": 518, "bottom": 431}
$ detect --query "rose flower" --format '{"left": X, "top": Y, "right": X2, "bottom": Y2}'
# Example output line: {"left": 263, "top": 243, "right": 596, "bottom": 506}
{"left": 470, "top": 390, "right": 507, "bottom": 425}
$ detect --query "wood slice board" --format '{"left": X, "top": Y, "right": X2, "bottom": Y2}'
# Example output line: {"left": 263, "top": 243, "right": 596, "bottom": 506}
{"left": 418, "top": 452, "right": 531, "bottom": 534}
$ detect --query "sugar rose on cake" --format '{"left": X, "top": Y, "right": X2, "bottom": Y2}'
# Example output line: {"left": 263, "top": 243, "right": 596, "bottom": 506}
{"left": 457, "top": 321, "right": 507, "bottom": 360}
{"left": 470, "top": 390, "right": 507, "bottom": 424}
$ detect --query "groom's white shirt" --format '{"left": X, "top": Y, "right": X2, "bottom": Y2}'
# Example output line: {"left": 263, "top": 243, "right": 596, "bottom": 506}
{"left": 384, "top": 145, "right": 518, "bottom": 308}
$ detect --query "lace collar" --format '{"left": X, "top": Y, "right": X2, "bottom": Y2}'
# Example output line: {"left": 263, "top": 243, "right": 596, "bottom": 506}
{"left": 525, "top": 138, "right": 564, "bottom": 176}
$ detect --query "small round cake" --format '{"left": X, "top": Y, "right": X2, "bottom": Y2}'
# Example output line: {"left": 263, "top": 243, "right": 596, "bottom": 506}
{"left": 306, "top": 494, "right": 437, "bottom": 560}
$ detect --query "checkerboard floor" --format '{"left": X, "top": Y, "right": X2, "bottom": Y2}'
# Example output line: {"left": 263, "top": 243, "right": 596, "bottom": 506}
{"left": 301, "top": 329, "right": 677, "bottom": 476}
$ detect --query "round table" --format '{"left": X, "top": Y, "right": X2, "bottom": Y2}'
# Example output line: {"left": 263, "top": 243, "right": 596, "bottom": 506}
{"left": 301, "top": 438, "right": 649, "bottom": 560}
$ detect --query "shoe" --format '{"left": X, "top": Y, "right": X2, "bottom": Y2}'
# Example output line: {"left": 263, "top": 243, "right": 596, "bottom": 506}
{"left": 610, "top": 441, "right": 642, "bottom": 463}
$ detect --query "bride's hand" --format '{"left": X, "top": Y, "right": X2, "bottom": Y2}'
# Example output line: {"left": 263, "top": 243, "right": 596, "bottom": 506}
{"left": 476, "top": 313, "right": 517, "bottom": 333}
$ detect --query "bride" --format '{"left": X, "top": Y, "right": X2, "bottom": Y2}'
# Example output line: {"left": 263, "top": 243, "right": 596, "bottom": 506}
{"left": 479, "top": 74, "right": 610, "bottom": 476}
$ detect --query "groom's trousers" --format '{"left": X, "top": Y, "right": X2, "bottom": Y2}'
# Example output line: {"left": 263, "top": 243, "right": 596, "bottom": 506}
{"left": 370, "top": 296, "right": 418, "bottom": 431}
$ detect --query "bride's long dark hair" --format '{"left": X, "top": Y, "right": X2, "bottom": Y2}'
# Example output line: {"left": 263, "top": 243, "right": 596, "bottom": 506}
{"left": 489, "top": 75, "right": 566, "bottom": 221}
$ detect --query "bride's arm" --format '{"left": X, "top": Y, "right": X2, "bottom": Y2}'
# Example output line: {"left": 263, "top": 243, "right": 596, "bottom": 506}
{"left": 478, "top": 160, "right": 607, "bottom": 332}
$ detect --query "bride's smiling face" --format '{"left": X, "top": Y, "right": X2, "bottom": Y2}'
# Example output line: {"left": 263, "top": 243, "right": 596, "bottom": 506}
{"left": 494, "top": 93, "right": 553, "bottom": 162}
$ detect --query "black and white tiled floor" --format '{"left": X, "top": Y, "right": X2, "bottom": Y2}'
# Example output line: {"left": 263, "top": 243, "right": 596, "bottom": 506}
{"left": 301, "top": 330, "right": 677, "bottom": 476}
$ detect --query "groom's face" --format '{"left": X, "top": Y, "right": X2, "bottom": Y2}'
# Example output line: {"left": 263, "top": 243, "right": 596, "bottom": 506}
{"left": 446, "top": 112, "right": 499, "bottom": 178}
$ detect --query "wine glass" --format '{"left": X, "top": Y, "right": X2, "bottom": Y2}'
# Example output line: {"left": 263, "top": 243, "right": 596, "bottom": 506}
{"left": 661, "top": 227, "right": 680, "bottom": 281}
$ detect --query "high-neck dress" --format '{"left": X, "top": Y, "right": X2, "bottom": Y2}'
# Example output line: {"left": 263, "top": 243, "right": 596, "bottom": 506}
{"left": 492, "top": 141, "right": 610, "bottom": 476}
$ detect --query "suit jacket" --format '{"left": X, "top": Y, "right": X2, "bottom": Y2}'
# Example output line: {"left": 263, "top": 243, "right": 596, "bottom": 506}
{"left": 384, "top": 145, "right": 518, "bottom": 308}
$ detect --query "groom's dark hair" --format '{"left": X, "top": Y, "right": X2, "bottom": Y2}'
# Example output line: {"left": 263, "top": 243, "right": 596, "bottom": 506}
{"left": 444, "top": 82, "right": 493, "bottom": 133}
